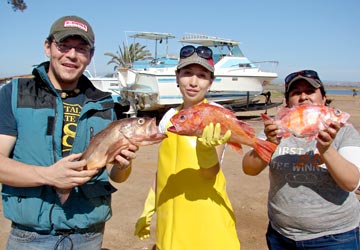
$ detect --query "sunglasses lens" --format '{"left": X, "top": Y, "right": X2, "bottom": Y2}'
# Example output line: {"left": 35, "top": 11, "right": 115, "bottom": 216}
{"left": 302, "top": 70, "right": 319, "bottom": 79}
{"left": 196, "top": 46, "right": 212, "bottom": 59}
{"left": 180, "top": 45, "right": 195, "bottom": 58}
{"left": 285, "top": 70, "right": 319, "bottom": 85}
{"left": 180, "top": 45, "right": 213, "bottom": 60}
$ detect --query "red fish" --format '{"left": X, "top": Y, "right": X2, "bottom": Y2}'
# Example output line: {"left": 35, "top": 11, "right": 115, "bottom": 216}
{"left": 167, "top": 103, "right": 277, "bottom": 163}
{"left": 261, "top": 103, "right": 350, "bottom": 140}
{"left": 83, "top": 117, "right": 167, "bottom": 170}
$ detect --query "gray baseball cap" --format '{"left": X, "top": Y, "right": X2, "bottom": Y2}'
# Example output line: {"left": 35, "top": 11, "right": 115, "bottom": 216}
{"left": 286, "top": 75, "right": 323, "bottom": 93}
{"left": 177, "top": 52, "right": 214, "bottom": 73}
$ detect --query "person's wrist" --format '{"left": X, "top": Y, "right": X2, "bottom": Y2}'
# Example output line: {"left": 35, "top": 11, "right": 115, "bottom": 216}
{"left": 196, "top": 143, "right": 219, "bottom": 169}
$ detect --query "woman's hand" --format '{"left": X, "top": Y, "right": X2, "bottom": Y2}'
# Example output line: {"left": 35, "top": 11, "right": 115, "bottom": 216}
{"left": 264, "top": 120, "right": 281, "bottom": 145}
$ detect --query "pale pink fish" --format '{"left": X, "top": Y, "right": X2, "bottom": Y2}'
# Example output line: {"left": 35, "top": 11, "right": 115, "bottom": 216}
{"left": 82, "top": 117, "right": 167, "bottom": 170}
{"left": 261, "top": 103, "right": 350, "bottom": 140}
{"left": 57, "top": 117, "right": 167, "bottom": 204}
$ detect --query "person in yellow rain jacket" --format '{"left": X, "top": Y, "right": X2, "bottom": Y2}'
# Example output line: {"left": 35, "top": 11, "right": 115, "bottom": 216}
{"left": 135, "top": 45, "right": 240, "bottom": 250}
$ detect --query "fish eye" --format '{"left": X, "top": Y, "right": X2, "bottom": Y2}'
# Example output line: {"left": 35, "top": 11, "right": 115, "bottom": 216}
{"left": 334, "top": 109, "right": 342, "bottom": 116}
{"left": 137, "top": 118, "right": 145, "bottom": 125}
{"left": 180, "top": 115, "right": 185, "bottom": 121}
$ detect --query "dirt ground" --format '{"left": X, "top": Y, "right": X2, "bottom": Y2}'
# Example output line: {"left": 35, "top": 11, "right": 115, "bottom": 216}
{"left": 0, "top": 93, "right": 359, "bottom": 250}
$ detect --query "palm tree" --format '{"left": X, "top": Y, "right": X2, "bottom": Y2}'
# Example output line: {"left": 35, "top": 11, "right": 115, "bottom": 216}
{"left": 104, "top": 42, "right": 152, "bottom": 70}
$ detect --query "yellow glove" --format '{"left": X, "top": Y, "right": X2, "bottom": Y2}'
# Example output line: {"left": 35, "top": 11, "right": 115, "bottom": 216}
{"left": 134, "top": 188, "right": 156, "bottom": 240}
{"left": 196, "top": 123, "right": 232, "bottom": 169}
{"left": 198, "top": 122, "right": 231, "bottom": 147}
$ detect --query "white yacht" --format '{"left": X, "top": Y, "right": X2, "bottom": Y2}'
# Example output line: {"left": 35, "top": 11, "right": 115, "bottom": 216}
{"left": 117, "top": 32, "right": 279, "bottom": 116}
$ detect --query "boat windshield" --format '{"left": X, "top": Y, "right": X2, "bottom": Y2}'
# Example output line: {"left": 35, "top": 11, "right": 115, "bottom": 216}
{"left": 209, "top": 44, "right": 245, "bottom": 64}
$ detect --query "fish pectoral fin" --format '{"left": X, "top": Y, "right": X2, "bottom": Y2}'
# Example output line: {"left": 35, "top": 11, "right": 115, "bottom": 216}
{"left": 105, "top": 139, "right": 128, "bottom": 163}
{"left": 277, "top": 129, "right": 290, "bottom": 138}
{"left": 319, "top": 118, "right": 330, "bottom": 130}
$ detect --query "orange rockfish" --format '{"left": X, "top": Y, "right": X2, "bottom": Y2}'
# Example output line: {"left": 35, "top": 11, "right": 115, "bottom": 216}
{"left": 261, "top": 103, "right": 350, "bottom": 140}
{"left": 167, "top": 103, "right": 277, "bottom": 163}
{"left": 83, "top": 117, "right": 167, "bottom": 170}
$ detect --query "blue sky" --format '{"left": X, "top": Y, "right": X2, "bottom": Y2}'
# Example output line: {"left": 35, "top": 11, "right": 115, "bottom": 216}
{"left": 1, "top": 0, "right": 359, "bottom": 83}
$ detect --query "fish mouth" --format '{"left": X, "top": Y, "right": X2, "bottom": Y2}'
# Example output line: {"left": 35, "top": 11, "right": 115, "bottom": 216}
{"left": 144, "top": 118, "right": 168, "bottom": 142}
{"left": 167, "top": 125, "right": 177, "bottom": 133}
{"left": 167, "top": 125, "right": 187, "bottom": 136}
{"left": 150, "top": 133, "right": 168, "bottom": 140}
{"left": 127, "top": 132, "right": 167, "bottom": 146}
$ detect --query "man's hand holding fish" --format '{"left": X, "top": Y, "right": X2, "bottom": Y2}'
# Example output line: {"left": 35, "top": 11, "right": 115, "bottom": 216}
{"left": 106, "top": 143, "right": 139, "bottom": 183}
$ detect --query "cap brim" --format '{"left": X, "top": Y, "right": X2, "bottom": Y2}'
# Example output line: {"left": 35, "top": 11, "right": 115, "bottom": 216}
{"left": 177, "top": 53, "right": 214, "bottom": 73}
{"left": 177, "top": 61, "right": 214, "bottom": 73}
{"left": 53, "top": 31, "right": 93, "bottom": 48}
{"left": 286, "top": 75, "right": 322, "bottom": 92}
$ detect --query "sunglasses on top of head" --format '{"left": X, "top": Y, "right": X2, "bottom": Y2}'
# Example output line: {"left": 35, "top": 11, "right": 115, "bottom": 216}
{"left": 180, "top": 45, "right": 213, "bottom": 60}
{"left": 285, "top": 70, "right": 320, "bottom": 85}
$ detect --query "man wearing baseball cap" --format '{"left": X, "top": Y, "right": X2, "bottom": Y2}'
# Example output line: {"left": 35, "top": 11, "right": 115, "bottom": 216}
{"left": 49, "top": 15, "right": 95, "bottom": 49}
{"left": 0, "top": 15, "right": 138, "bottom": 249}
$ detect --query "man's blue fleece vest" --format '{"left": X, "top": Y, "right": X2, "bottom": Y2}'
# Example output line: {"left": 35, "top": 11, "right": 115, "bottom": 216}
{"left": 1, "top": 64, "right": 117, "bottom": 233}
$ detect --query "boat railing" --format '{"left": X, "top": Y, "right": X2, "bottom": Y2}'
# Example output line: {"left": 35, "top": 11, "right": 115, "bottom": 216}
{"left": 180, "top": 33, "right": 240, "bottom": 46}
{"left": 252, "top": 60, "right": 279, "bottom": 72}
{"left": 223, "top": 60, "right": 278, "bottom": 73}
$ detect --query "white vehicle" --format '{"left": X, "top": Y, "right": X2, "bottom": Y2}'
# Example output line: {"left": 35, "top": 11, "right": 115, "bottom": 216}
{"left": 118, "top": 32, "right": 280, "bottom": 116}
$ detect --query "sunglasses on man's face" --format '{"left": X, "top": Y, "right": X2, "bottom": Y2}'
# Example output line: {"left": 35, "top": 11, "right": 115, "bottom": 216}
{"left": 285, "top": 70, "right": 320, "bottom": 86}
{"left": 54, "top": 41, "right": 91, "bottom": 55}
{"left": 179, "top": 45, "right": 213, "bottom": 60}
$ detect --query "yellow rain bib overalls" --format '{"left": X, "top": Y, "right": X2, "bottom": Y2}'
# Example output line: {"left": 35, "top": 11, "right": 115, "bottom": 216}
{"left": 155, "top": 107, "right": 240, "bottom": 250}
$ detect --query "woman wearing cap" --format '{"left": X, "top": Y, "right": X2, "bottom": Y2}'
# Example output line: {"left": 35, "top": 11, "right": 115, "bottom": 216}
{"left": 135, "top": 45, "right": 240, "bottom": 249}
{"left": 242, "top": 70, "right": 360, "bottom": 249}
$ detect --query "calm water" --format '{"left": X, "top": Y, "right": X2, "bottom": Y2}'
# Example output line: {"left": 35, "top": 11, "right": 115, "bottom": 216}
{"left": 327, "top": 89, "right": 357, "bottom": 95}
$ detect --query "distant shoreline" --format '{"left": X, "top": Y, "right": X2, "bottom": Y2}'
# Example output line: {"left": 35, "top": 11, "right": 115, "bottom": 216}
{"left": 266, "top": 84, "right": 358, "bottom": 93}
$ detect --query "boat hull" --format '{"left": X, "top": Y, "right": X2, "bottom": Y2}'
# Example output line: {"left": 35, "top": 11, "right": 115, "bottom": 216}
{"left": 120, "top": 70, "right": 277, "bottom": 112}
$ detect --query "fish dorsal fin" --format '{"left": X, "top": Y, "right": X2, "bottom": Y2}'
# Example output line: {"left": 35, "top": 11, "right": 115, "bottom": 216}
{"left": 260, "top": 113, "right": 273, "bottom": 121}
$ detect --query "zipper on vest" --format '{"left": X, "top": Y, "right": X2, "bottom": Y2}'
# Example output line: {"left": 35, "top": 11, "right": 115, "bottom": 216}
{"left": 90, "top": 127, "right": 94, "bottom": 139}
{"left": 52, "top": 112, "right": 58, "bottom": 162}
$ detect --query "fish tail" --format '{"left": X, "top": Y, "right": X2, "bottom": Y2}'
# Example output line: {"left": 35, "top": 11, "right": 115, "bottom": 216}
{"left": 253, "top": 138, "right": 277, "bottom": 163}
